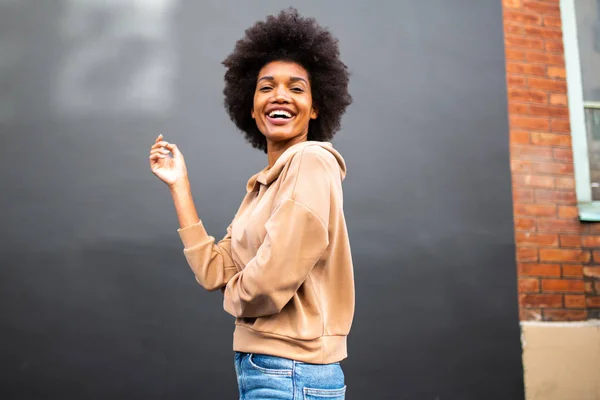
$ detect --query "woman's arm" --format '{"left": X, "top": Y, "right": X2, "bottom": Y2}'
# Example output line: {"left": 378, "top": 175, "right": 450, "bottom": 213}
{"left": 169, "top": 179, "right": 200, "bottom": 229}
{"left": 150, "top": 134, "right": 237, "bottom": 291}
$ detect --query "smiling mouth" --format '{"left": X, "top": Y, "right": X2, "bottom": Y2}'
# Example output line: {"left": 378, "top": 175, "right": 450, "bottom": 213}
{"left": 267, "top": 110, "right": 294, "bottom": 118}
{"left": 266, "top": 109, "right": 296, "bottom": 125}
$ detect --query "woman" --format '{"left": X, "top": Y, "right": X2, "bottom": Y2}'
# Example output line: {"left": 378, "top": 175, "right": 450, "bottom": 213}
{"left": 149, "top": 8, "right": 354, "bottom": 399}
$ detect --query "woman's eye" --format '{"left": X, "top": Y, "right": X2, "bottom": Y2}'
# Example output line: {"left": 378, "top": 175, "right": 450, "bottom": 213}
{"left": 291, "top": 87, "right": 304, "bottom": 93}
{"left": 259, "top": 86, "right": 272, "bottom": 92}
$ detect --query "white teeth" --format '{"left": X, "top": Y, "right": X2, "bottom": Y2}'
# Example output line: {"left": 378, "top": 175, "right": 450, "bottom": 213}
{"left": 268, "top": 110, "right": 292, "bottom": 118}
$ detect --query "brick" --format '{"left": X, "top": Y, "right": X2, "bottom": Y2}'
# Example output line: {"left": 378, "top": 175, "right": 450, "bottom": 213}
{"left": 511, "top": 116, "right": 550, "bottom": 130}
{"left": 544, "top": 309, "right": 587, "bottom": 321}
{"left": 558, "top": 206, "right": 579, "bottom": 219}
{"left": 503, "top": 0, "right": 522, "bottom": 8}
{"left": 513, "top": 187, "right": 535, "bottom": 202}
{"left": 559, "top": 234, "right": 581, "bottom": 247}
{"left": 515, "top": 232, "right": 558, "bottom": 246}
{"left": 515, "top": 217, "right": 537, "bottom": 230}
{"left": 529, "top": 104, "right": 569, "bottom": 118}
{"left": 538, "top": 219, "right": 582, "bottom": 233}
{"left": 523, "top": 1, "right": 561, "bottom": 15}
{"left": 519, "top": 278, "right": 540, "bottom": 292}
{"left": 511, "top": 145, "right": 553, "bottom": 160}
{"left": 539, "top": 248, "right": 589, "bottom": 262}
{"left": 530, "top": 132, "right": 570, "bottom": 146}
{"left": 517, "top": 247, "right": 539, "bottom": 261}
{"left": 583, "top": 267, "right": 600, "bottom": 279}
{"left": 587, "top": 224, "right": 600, "bottom": 233}
{"left": 547, "top": 66, "right": 566, "bottom": 78}
{"left": 524, "top": 26, "right": 564, "bottom": 40}
{"left": 585, "top": 281, "right": 595, "bottom": 293}
{"left": 505, "top": 35, "right": 545, "bottom": 50}
{"left": 518, "top": 263, "right": 561, "bottom": 277}
{"left": 555, "top": 177, "right": 575, "bottom": 189}
{"left": 515, "top": 203, "right": 556, "bottom": 217}
{"left": 526, "top": 51, "right": 565, "bottom": 66}
{"left": 508, "top": 88, "right": 548, "bottom": 104}
{"left": 506, "top": 62, "right": 546, "bottom": 76}
{"left": 511, "top": 159, "right": 533, "bottom": 173}
{"left": 508, "top": 75, "right": 528, "bottom": 87}
{"left": 593, "top": 251, "right": 600, "bottom": 262}
{"left": 581, "top": 236, "right": 600, "bottom": 247}
{"left": 535, "top": 189, "right": 576, "bottom": 205}
{"left": 545, "top": 40, "right": 564, "bottom": 54}
{"left": 553, "top": 148, "right": 573, "bottom": 162}
{"left": 511, "top": 130, "right": 531, "bottom": 144}
{"left": 549, "top": 94, "right": 568, "bottom": 106}
{"left": 506, "top": 48, "right": 527, "bottom": 61}
{"left": 504, "top": 10, "right": 542, "bottom": 25}
{"left": 587, "top": 296, "right": 600, "bottom": 307}
{"left": 509, "top": 103, "right": 531, "bottom": 115}
{"left": 505, "top": 23, "right": 524, "bottom": 35}
{"left": 562, "top": 265, "right": 583, "bottom": 277}
{"left": 551, "top": 119, "right": 570, "bottom": 132}
{"left": 520, "top": 308, "right": 542, "bottom": 321}
{"left": 554, "top": 150, "right": 576, "bottom": 164}
{"left": 513, "top": 174, "right": 554, "bottom": 188}
{"left": 533, "top": 161, "right": 573, "bottom": 175}
{"left": 543, "top": 15, "right": 562, "bottom": 28}
{"left": 589, "top": 309, "right": 600, "bottom": 319}
{"left": 564, "top": 295, "right": 586, "bottom": 308}
{"left": 519, "top": 293, "right": 562, "bottom": 307}
{"left": 528, "top": 77, "right": 567, "bottom": 92}
{"left": 542, "top": 279, "right": 585, "bottom": 292}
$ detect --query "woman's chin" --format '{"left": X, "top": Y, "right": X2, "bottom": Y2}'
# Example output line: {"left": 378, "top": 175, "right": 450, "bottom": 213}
{"left": 263, "top": 131, "right": 300, "bottom": 143}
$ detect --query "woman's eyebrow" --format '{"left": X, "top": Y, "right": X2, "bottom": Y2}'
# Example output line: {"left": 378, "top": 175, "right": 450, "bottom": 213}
{"left": 289, "top": 77, "right": 307, "bottom": 84}
{"left": 257, "top": 76, "right": 308, "bottom": 84}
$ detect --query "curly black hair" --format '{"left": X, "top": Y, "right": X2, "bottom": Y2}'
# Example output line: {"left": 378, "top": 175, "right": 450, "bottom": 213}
{"left": 222, "top": 8, "right": 352, "bottom": 152}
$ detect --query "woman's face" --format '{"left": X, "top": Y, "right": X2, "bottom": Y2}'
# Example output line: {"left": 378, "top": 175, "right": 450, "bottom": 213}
{"left": 252, "top": 61, "right": 318, "bottom": 146}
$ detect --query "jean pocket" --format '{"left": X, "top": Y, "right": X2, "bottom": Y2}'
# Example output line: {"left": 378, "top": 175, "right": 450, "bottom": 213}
{"left": 248, "top": 354, "right": 293, "bottom": 376}
{"left": 303, "top": 385, "right": 346, "bottom": 399}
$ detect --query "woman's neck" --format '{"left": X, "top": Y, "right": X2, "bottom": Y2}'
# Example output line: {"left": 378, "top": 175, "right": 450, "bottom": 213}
{"left": 266, "top": 136, "right": 308, "bottom": 168}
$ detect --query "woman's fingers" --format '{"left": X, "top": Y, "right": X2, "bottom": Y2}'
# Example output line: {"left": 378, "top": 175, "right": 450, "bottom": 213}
{"left": 149, "top": 136, "right": 180, "bottom": 169}
{"left": 149, "top": 153, "right": 166, "bottom": 161}
{"left": 150, "top": 147, "right": 170, "bottom": 155}
{"left": 165, "top": 142, "right": 181, "bottom": 157}
{"left": 151, "top": 140, "right": 170, "bottom": 150}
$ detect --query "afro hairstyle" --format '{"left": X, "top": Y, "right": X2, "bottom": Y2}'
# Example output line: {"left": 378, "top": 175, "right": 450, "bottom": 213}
{"left": 222, "top": 8, "right": 352, "bottom": 152}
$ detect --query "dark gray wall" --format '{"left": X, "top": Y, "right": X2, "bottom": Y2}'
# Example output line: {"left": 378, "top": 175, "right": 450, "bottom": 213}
{"left": 0, "top": 0, "right": 524, "bottom": 399}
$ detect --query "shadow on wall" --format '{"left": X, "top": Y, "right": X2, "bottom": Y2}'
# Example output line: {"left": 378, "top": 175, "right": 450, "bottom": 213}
{"left": 0, "top": 241, "right": 239, "bottom": 399}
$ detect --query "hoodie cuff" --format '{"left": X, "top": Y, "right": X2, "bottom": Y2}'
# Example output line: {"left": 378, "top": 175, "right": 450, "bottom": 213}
{"left": 177, "top": 220, "right": 208, "bottom": 249}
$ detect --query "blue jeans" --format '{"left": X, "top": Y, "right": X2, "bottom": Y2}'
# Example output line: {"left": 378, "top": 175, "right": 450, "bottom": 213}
{"left": 234, "top": 352, "right": 346, "bottom": 399}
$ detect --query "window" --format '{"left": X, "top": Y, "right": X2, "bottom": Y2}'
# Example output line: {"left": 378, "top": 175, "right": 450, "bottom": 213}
{"left": 561, "top": 0, "right": 600, "bottom": 220}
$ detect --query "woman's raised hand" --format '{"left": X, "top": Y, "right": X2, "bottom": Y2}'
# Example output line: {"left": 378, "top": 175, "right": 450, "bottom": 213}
{"left": 149, "top": 134, "right": 189, "bottom": 187}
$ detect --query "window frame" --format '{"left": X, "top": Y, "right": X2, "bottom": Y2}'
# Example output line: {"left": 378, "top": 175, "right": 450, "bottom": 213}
{"left": 561, "top": 0, "right": 600, "bottom": 220}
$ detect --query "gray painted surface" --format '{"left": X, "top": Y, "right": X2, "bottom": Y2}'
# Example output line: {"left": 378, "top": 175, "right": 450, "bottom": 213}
{"left": 0, "top": 0, "right": 523, "bottom": 398}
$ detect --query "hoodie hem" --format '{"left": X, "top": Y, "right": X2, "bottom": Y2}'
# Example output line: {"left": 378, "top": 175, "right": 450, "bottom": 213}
{"left": 232, "top": 325, "right": 347, "bottom": 364}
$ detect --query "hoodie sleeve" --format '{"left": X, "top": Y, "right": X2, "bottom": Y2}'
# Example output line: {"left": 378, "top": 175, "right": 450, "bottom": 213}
{"left": 223, "top": 147, "right": 337, "bottom": 318}
{"left": 178, "top": 220, "right": 238, "bottom": 291}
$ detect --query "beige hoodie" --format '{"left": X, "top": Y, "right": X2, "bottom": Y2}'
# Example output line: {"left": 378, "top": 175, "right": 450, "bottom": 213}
{"left": 177, "top": 141, "right": 355, "bottom": 364}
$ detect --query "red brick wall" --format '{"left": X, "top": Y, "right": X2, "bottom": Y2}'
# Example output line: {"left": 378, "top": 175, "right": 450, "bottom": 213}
{"left": 502, "top": 0, "right": 600, "bottom": 321}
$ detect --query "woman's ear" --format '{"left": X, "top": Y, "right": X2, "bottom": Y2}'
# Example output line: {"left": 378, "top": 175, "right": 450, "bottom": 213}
{"left": 310, "top": 106, "right": 318, "bottom": 120}
{"left": 251, "top": 108, "right": 256, "bottom": 119}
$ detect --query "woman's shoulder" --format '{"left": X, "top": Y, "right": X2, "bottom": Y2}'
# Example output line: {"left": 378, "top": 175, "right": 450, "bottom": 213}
{"left": 288, "top": 142, "right": 344, "bottom": 175}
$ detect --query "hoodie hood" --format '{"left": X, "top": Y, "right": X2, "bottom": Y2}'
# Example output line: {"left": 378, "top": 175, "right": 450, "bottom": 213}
{"left": 246, "top": 141, "right": 347, "bottom": 192}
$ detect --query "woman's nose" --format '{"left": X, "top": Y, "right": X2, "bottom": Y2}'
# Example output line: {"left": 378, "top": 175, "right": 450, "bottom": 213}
{"left": 273, "top": 85, "right": 290, "bottom": 102}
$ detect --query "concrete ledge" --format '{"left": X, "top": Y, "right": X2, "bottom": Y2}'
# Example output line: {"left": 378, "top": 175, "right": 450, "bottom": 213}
{"left": 521, "top": 320, "right": 600, "bottom": 400}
